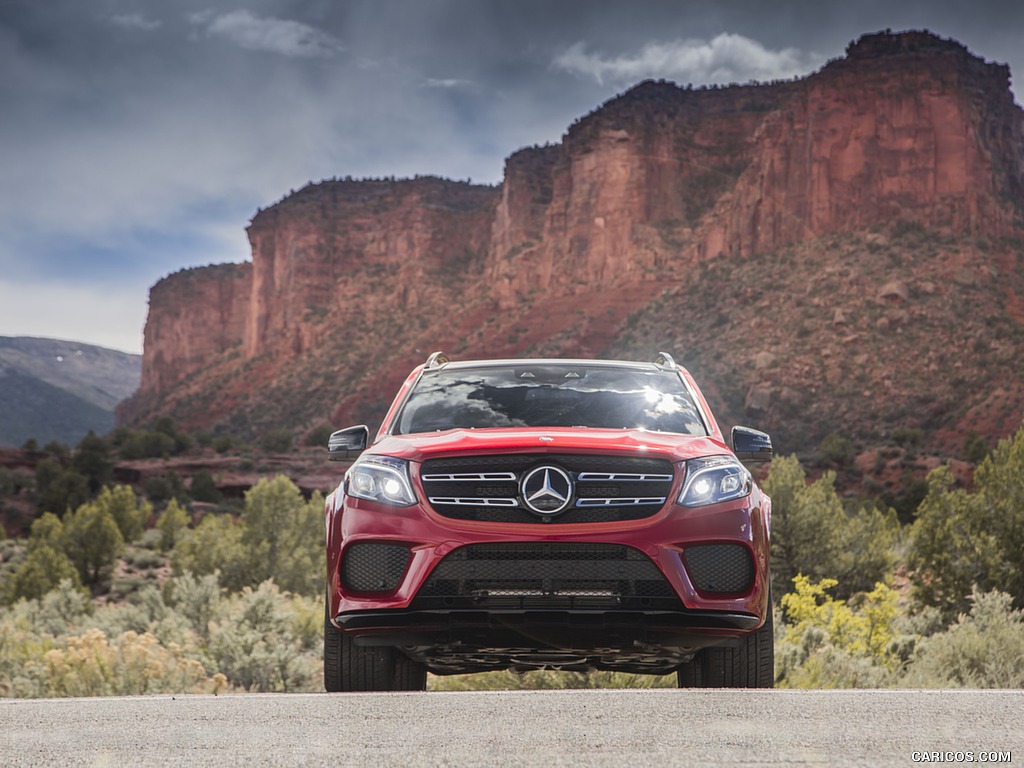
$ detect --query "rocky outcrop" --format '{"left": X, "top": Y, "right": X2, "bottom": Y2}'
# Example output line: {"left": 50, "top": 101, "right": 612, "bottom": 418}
{"left": 123, "top": 31, "right": 1024, "bottom": 455}
{"left": 139, "top": 263, "right": 251, "bottom": 394}
{"left": 697, "top": 31, "right": 1024, "bottom": 261}
{"left": 243, "top": 178, "right": 497, "bottom": 363}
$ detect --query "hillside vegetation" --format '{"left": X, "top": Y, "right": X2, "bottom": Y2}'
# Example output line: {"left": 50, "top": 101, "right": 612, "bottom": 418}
{"left": 2, "top": 420, "right": 1024, "bottom": 695}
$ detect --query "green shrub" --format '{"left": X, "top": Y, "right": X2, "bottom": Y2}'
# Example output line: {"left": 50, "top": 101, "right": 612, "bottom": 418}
{"left": 259, "top": 428, "right": 294, "bottom": 454}
{"left": 903, "top": 589, "right": 1024, "bottom": 688}
{"left": 962, "top": 430, "right": 990, "bottom": 464}
{"left": 819, "top": 433, "right": 855, "bottom": 468}
{"left": 889, "top": 427, "right": 923, "bottom": 451}
{"left": 304, "top": 423, "right": 335, "bottom": 448}
{"left": 189, "top": 471, "right": 222, "bottom": 504}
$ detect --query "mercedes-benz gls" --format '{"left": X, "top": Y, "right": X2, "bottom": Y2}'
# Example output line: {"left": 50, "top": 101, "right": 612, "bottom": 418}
{"left": 324, "top": 352, "right": 774, "bottom": 690}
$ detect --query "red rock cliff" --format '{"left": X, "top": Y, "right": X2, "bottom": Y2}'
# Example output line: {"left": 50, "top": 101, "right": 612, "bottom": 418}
{"left": 124, "top": 31, "right": 1024, "bottom": 450}
{"left": 138, "top": 263, "right": 251, "bottom": 394}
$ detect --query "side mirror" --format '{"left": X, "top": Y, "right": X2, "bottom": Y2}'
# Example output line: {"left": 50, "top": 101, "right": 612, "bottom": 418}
{"left": 732, "top": 426, "right": 773, "bottom": 464}
{"left": 327, "top": 425, "right": 369, "bottom": 461}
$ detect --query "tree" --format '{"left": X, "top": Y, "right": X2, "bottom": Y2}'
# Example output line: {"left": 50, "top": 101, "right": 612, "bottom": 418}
{"left": 0, "top": 466, "right": 14, "bottom": 499}
{"left": 240, "top": 476, "right": 323, "bottom": 596}
{"left": 62, "top": 499, "right": 124, "bottom": 586}
{"left": 189, "top": 471, "right": 222, "bottom": 504}
{"left": 95, "top": 485, "right": 151, "bottom": 543}
{"left": 35, "top": 460, "right": 90, "bottom": 518}
{"left": 762, "top": 456, "right": 899, "bottom": 599}
{"left": 144, "top": 472, "right": 188, "bottom": 505}
{"left": 156, "top": 499, "right": 190, "bottom": 552}
{"left": 173, "top": 513, "right": 249, "bottom": 592}
{"left": 71, "top": 431, "right": 113, "bottom": 494}
{"left": 172, "top": 476, "right": 324, "bottom": 596}
{"left": 3, "top": 513, "right": 84, "bottom": 603}
{"left": 152, "top": 416, "right": 193, "bottom": 454}
{"left": 910, "top": 423, "right": 1024, "bottom": 618}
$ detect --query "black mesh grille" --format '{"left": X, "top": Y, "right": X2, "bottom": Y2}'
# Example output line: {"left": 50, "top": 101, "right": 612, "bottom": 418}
{"left": 683, "top": 544, "right": 755, "bottom": 594}
{"left": 341, "top": 543, "right": 411, "bottom": 593}
{"left": 412, "top": 542, "right": 681, "bottom": 610}
{"left": 420, "top": 454, "right": 675, "bottom": 524}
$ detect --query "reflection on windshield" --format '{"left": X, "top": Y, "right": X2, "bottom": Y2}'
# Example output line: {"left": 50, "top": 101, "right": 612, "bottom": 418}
{"left": 395, "top": 366, "right": 707, "bottom": 436}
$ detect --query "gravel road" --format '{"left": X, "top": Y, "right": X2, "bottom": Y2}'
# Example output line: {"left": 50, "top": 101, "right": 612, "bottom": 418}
{"left": 1, "top": 689, "right": 1021, "bottom": 767}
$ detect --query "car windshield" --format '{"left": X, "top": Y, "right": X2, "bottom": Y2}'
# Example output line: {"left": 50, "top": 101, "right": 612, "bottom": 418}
{"left": 394, "top": 364, "right": 708, "bottom": 436}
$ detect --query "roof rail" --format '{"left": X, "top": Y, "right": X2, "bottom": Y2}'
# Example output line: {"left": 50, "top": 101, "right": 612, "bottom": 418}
{"left": 653, "top": 351, "right": 677, "bottom": 370}
{"left": 424, "top": 351, "right": 450, "bottom": 369}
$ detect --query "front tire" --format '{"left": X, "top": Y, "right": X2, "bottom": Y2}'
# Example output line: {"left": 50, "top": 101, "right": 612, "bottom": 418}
{"left": 324, "top": 602, "right": 427, "bottom": 692}
{"left": 678, "top": 602, "right": 774, "bottom": 688}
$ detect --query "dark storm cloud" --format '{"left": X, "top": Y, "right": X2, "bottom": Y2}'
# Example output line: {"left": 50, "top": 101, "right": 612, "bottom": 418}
{"left": 0, "top": 0, "right": 1021, "bottom": 352}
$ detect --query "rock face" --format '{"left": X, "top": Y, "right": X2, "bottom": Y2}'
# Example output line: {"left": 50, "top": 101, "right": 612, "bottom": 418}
{"left": 139, "top": 263, "right": 251, "bottom": 396}
{"left": 121, "top": 31, "right": 1024, "bottom": 455}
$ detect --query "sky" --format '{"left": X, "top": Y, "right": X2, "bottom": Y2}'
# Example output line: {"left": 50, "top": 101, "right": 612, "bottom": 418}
{"left": 1, "top": 0, "right": 1022, "bottom": 355}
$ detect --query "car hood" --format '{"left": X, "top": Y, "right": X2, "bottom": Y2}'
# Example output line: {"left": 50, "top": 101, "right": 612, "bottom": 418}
{"left": 368, "top": 428, "right": 731, "bottom": 464}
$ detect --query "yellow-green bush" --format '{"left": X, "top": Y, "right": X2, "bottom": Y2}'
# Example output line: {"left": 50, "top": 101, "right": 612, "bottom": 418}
{"left": 775, "top": 575, "right": 900, "bottom": 688}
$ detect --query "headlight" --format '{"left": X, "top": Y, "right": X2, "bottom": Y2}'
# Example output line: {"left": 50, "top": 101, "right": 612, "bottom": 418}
{"left": 678, "top": 456, "right": 752, "bottom": 507}
{"left": 345, "top": 455, "right": 417, "bottom": 506}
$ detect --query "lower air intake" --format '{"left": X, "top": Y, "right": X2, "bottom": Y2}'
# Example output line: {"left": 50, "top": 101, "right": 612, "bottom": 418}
{"left": 683, "top": 544, "right": 755, "bottom": 594}
{"left": 341, "top": 543, "right": 411, "bottom": 593}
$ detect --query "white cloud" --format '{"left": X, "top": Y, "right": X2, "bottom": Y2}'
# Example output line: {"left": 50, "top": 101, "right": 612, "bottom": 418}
{"left": 0, "top": 278, "right": 147, "bottom": 354}
{"left": 110, "top": 14, "right": 162, "bottom": 32}
{"left": 424, "top": 77, "right": 472, "bottom": 89}
{"left": 553, "top": 34, "right": 820, "bottom": 87}
{"left": 196, "top": 9, "right": 343, "bottom": 58}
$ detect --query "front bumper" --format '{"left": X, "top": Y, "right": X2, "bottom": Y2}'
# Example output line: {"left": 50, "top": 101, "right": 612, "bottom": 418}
{"left": 326, "top": 484, "right": 772, "bottom": 650}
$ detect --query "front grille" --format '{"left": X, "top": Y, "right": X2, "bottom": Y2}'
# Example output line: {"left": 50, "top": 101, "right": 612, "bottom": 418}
{"left": 411, "top": 542, "right": 681, "bottom": 610}
{"left": 683, "top": 544, "right": 755, "bottom": 594}
{"left": 420, "top": 454, "right": 675, "bottom": 524}
{"left": 341, "top": 543, "right": 411, "bottom": 593}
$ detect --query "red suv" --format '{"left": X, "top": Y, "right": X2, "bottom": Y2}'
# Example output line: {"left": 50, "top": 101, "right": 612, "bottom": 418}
{"left": 324, "top": 352, "right": 774, "bottom": 690}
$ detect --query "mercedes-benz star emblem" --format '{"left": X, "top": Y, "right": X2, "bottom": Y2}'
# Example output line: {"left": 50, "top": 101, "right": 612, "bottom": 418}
{"left": 520, "top": 466, "right": 573, "bottom": 515}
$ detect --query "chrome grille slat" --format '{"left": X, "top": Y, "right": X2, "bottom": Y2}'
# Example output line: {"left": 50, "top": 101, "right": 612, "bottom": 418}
{"left": 577, "top": 473, "right": 673, "bottom": 482}
{"left": 422, "top": 472, "right": 518, "bottom": 482}
{"left": 575, "top": 497, "right": 666, "bottom": 507}
{"left": 421, "top": 454, "right": 675, "bottom": 524}
{"left": 429, "top": 496, "right": 519, "bottom": 507}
